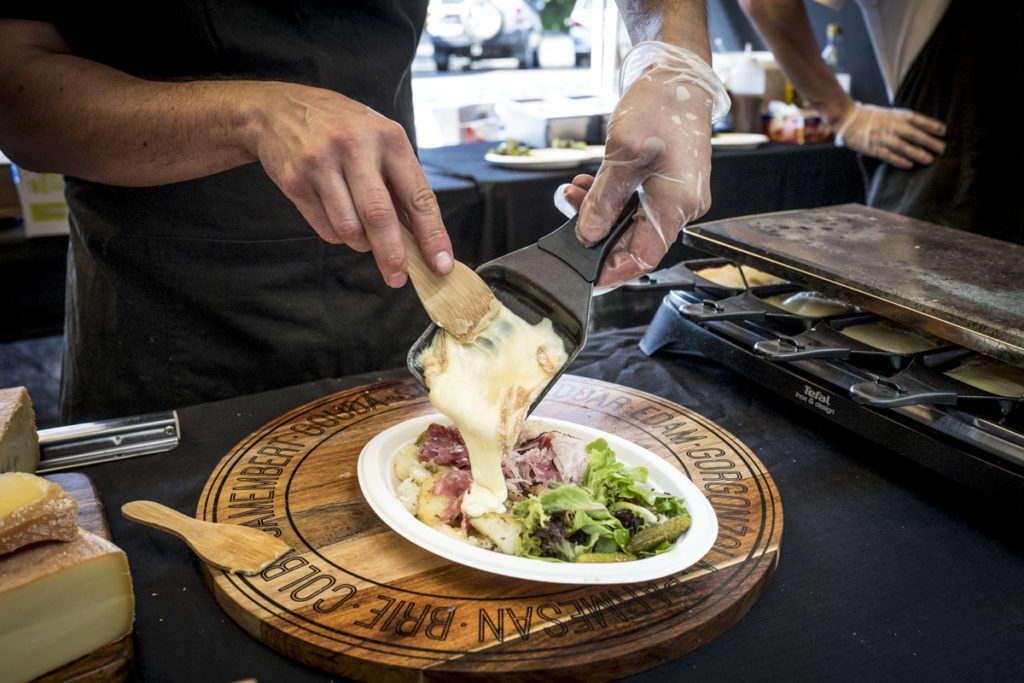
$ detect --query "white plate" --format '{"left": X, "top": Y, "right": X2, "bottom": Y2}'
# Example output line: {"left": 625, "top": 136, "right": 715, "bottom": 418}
{"left": 485, "top": 146, "right": 598, "bottom": 170}
{"left": 357, "top": 413, "right": 718, "bottom": 584}
{"left": 712, "top": 133, "right": 769, "bottom": 149}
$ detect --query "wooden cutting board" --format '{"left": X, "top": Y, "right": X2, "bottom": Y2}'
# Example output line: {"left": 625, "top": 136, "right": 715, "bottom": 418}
{"left": 37, "top": 473, "right": 133, "bottom": 683}
{"left": 198, "top": 375, "right": 782, "bottom": 681}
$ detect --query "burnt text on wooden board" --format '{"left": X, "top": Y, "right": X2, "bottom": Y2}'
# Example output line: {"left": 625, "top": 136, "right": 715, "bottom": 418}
{"left": 198, "top": 376, "right": 783, "bottom": 682}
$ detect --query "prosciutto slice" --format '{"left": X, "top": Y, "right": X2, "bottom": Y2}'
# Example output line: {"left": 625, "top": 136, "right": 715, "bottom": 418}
{"left": 502, "top": 430, "right": 589, "bottom": 496}
{"left": 418, "top": 423, "right": 470, "bottom": 469}
{"left": 431, "top": 468, "right": 474, "bottom": 524}
{"left": 416, "top": 423, "right": 590, "bottom": 500}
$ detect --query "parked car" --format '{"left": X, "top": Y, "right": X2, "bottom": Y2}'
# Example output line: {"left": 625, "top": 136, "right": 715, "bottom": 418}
{"left": 425, "top": 0, "right": 543, "bottom": 71}
{"left": 568, "top": 0, "right": 593, "bottom": 66}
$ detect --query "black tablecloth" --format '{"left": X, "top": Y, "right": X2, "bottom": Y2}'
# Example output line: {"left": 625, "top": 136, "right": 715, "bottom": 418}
{"left": 421, "top": 140, "right": 865, "bottom": 267}
{"left": 79, "top": 326, "right": 1023, "bottom": 682}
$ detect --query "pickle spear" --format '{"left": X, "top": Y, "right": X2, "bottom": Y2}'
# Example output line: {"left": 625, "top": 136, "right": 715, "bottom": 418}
{"left": 626, "top": 514, "right": 692, "bottom": 554}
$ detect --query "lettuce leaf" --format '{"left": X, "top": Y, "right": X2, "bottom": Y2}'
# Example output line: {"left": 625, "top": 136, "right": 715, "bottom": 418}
{"left": 512, "top": 437, "right": 689, "bottom": 562}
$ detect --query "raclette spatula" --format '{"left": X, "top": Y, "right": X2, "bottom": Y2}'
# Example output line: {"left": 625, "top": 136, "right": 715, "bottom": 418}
{"left": 401, "top": 228, "right": 500, "bottom": 342}
{"left": 408, "top": 193, "right": 641, "bottom": 413}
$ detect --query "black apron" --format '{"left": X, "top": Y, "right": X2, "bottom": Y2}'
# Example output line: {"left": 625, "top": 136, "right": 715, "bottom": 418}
{"left": 860, "top": 0, "right": 1024, "bottom": 244}
{"left": 44, "top": 1, "right": 432, "bottom": 422}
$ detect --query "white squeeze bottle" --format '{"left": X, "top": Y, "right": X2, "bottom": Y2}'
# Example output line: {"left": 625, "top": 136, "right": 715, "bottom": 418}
{"left": 730, "top": 43, "right": 766, "bottom": 96}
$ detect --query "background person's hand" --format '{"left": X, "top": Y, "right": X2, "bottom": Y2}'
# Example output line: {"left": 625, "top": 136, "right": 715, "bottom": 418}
{"left": 572, "top": 42, "right": 729, "bottom": 288}
{"left": 832, "top": 102, "right": 946, "bottom": 169}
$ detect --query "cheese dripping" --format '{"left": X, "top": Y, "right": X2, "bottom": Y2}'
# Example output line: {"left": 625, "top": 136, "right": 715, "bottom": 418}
{"left": 418, "top": 304, "right": 567, "bottom": 517}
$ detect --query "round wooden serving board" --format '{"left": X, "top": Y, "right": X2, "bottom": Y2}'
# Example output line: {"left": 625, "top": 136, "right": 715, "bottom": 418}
{"left": 198, "top": 375, "right": 782, "bottom": 682}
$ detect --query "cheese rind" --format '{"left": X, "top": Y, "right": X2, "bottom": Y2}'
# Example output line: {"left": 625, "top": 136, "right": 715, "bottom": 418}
{"left": 0, "top": 387, "right": 40, "bottom": 474}
{"left": 0, "top": 527, "right": 135, "bottom": 683}
{"left": 0, "top": 472, "right": 79, "bottom": 555}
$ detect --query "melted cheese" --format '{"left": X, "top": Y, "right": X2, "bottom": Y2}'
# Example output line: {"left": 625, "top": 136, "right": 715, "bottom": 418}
{"left": 695, "top": 264, "right": 786, "bottom": 288}
{"left": 419, "top": 305, "right": 567, "bottom": 517}
{"left": 945, "top": 355, "right": 1024, "bottom": 398}
{"left": 839, "top": 320, "right": 942, "bottom": 354}
{"left": 762, "top": 291, "right": 858, "bottom": 318}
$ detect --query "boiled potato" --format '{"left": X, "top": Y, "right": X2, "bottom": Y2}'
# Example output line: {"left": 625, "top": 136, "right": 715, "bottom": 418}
{"left": 417, "top": 471, "right": 456, "bottom": 525}
{"left": 469, "top": 513, "right": 524, "bottom": 555}
{"left": 396, "top": 477, "right": 420, "bottom": 515}
{"left": 433, "top": 522, "right": 489, "bottom": 548}
{"left": 393, "top": 444, "right": 424, "bottom": 481}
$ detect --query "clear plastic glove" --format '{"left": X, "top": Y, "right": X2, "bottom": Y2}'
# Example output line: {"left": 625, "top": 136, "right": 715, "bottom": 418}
{"left": 573, "top": 41, "right": 729, "bottom": 289}
{"left": 833, "top": 102, "right": 947, "bottom": 169}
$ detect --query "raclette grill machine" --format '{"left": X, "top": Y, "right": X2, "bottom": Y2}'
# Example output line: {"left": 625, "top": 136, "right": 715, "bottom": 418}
{"left": 635, "top": 204, "right": 1024, "bottom": 507}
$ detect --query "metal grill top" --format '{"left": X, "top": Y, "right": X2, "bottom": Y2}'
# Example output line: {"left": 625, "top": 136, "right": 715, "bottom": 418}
{"left": 684, "top": 204, "right": 1024, "bottom": 365}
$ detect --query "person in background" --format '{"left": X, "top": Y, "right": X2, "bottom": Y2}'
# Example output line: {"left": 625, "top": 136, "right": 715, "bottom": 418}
{"left": 738, "top": 0, "right": 1023, "bottom": 243}
{"left": 0, "top": 1, "right": 727, "bottom": 423}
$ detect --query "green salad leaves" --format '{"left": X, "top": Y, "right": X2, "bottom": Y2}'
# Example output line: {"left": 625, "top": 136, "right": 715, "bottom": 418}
{"left": 513, "top": 438, "right": 690, "bottom": 562}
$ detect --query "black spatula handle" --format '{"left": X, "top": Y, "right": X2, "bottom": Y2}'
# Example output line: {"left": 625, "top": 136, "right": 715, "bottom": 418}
{"left": 536, "top": 192, "right": 641, "bottom": 283}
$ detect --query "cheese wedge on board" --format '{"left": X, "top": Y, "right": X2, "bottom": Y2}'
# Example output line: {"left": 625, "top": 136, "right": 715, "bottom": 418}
{"left": 0, "top": 527, "right": 135, "bottom": 683}
{"left": 0, "top": 387, "right": 40, "bottom": 474}
{"left": 0, "top": 472, "right": 79, "bottom": 555}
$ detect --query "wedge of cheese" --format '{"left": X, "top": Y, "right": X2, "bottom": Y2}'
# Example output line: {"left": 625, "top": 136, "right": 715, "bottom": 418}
{"left": 0, "top": 472, "right": 79, "bottom": 555}
{"left": 0, "top": 527, "right": 135, "bottom": 683}
{"left": 0, "top": 387, "right": 40, "bottom": 474}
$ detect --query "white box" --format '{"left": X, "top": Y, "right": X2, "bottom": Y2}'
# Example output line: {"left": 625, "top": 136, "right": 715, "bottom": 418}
{"left": 496, "top": 96, "right": 614, "bottom": 148}
{"left": 12, "top": 166, "right": 69, "bottom": 237}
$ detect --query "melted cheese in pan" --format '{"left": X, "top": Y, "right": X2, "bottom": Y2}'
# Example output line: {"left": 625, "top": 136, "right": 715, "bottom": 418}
{"left": 695, "top": 264, "right": 786, "bottom": 289}
{"left": 762, "top": 291, "right": 858, "bottom": 318}
{"left": 945, "top": 355, "right": 1024, "bottom": 398}
{"left": 839, "top": 320, "right": 942, "bottom": 354}
{"left": 419, "top": 305, "right": 567, "bottom": 517}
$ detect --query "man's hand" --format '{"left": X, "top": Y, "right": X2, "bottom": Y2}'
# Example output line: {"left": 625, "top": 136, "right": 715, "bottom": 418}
{"left": 248, "top": 83, "right": 453, "bottom": 287}
{"left": 573, "top": 42, "right": 728, "bottom": 288}
{"left": 833, "top": 102, "right": 947, "bottom": 169}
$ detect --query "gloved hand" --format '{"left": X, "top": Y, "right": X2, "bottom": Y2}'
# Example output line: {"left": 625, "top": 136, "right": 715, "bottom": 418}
{"left": 572, "top": 41, "right": 730, "bottom": 289}
{"left": 833, "top": 102, "right": 947, "bottom": 169}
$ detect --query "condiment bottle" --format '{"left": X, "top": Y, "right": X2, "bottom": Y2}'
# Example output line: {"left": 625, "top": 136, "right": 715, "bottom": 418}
{"left": 821, "top": 23, "right": 851, "bottom": 93}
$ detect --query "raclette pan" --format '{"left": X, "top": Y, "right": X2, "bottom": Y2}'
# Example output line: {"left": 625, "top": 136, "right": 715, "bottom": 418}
{"left": 408, "top": 193, "right": 641, "bottom": 412}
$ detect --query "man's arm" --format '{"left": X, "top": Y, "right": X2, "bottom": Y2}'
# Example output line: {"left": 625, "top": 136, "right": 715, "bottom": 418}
{"left": 0, "top": 19, "right": 452, "bottom": 287}
{"left": 0, "top": 19, "right": 265, "bottom": 186}
{"left": 739, "top": 0, "right": 945, "bottom": 168}
{"left": 617, "top": 0, "right": 711, "bottom": 58}
{"left": 738, "top": 0, "right": 851, "bottom": 124}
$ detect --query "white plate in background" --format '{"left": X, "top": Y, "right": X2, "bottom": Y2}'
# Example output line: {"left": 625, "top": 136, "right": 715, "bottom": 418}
{"left": 711, "top": 133, "right": 769, "bottom": 149}
{"left": 485, "top": 146, "right": 600, "bottom": 170}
